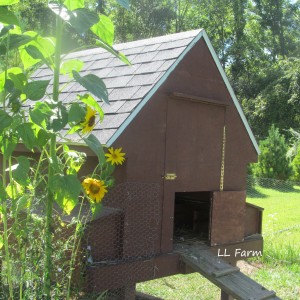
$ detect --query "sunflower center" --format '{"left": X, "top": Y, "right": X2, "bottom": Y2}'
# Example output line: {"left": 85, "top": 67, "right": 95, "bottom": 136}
{"left": 112, "top": 153, "right": 118, "bottom": 160}
{"left": 88, "top": 115, "right": 96, "bottom": 127}
{"left": 90, "top": 183, "right": 100, "bottom": 194}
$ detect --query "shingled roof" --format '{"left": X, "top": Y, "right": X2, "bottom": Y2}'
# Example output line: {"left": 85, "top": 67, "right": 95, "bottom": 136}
{"left": 32, "top": 29, "right": 259, "bottom": 153}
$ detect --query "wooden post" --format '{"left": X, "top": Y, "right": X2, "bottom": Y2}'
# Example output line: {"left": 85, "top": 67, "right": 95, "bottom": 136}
{"left": 220, "top": 259, "right": 236, "bottom": 300}
{"left": 220, "top": 290, "right": 234, "bottom": 300}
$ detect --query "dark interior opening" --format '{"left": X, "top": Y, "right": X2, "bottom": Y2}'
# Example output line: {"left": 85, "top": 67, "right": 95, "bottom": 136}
{"left": 173, "top": 192, "right": 211, "bottom": 245}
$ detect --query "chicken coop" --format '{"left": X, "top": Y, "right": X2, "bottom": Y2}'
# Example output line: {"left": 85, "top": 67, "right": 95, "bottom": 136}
{"left": 30, "top": 29, "right": 280, "bottom": 299}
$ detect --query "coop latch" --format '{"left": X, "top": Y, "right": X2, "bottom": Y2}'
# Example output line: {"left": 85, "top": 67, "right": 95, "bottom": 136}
{"left": 164, "top": 173, "right": 177, "bottom": 180}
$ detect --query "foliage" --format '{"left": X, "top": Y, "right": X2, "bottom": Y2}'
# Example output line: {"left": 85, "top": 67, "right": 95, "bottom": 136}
{"left": 0, "top": 0, "right": 129, "bottom": 299}
{"left": 290, "top": 148, "right": 300, "bottom": 181}
{"left": 251, "top": 125, "right": 291, "bottom": 180}
{"left": 242, "top": 58, "right": 300, "bottom": 140}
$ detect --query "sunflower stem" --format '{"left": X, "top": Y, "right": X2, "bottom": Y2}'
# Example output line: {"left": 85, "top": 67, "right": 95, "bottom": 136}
{"left": 1, "top": 31, "right": 14, "bottom": 300}
{"left": 43, "top": 8, "right": 63, "bottom": 298}
{"left": 44, "top": 135, "right": 56, "bottom": 299}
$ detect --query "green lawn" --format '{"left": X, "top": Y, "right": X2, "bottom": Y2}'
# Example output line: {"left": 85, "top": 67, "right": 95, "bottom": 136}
{"left": 246, "top": 184, "right": 300, "bottom": 299}
{"left": 137, "top": 185, "right": 300, "bottom": 299}
{"left": 248, "top": 185, "right": 300, "bottom": 251}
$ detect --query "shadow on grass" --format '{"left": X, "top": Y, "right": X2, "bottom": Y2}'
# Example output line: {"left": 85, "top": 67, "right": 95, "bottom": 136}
{"left": 259, "top": 182, "right": 299, "bottom": 193}
{"left": 247, "top": 185, "right": 268, "bottom": 198}
{"left": 247, "top": 176, "right": 300, "bottom": 195}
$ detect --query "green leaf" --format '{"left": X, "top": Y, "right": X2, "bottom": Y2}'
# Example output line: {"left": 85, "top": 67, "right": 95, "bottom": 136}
{"left": 79, "top": 94, "right": 104, "bottom": 121}
{"left": 6, "top": 181, "right": 24, "bottom": 198}
{"left": 23, "top": 80, "right": 50, "bottom": 101}
{"left": 16, "top": 123, "right": 35, "bottom": 150}
{"left": 13, "top": 194, "right": 30, "bottom": 215}
{"left": 91, "top": 14, "right": 114, "bottom": 46}
{"left": 67, "top": 124, "right": 81, "bottom": 134}
{"left": 25, "top": 45, "right": 53, "bottom": 69}
{"left": 29, "top": 101, "right": 53, "bottom": 129}
{"left": 0, "top": 24, "right": 14, "bottom": 37}
{"left": 0, "top": 110, "right": 13, "bottom": 134}
{"left": 100, "top": 161, "right": 115, "bottom": 179}
{"left": 1, "top": 134, "right": 18, "bottom": 158}
{"left": 72, "top": 71, "right": 109, "bottom": 104}
{"left": 49, "top": 174, "right": 81, "bottom": 214}
{"left": 0, "top": 235, "right": 3, "bottom": 250}
{"left": 0, "top": 67, "right": 23, "bottom": 92}
{"left": 83, "top": 134, "right": 105, "bottom": 162}
{"left": 69, "top": 8, "right": 99, "bottom": 34}
{"left": 0, "top": 34, "right": 33, "bottom": 55}
{"left": 8, "top": 72, "right": 27, "bottom": 91}
{"left": 116, "top": 0, "right": 130, "bottom": 10}
{"left": 95, "top": 39, "right": 131, "bottom": 65}
{"left": 64, "top": 149, "right": 86, "bottom": 174}
{"left": 4, "top": 78, "right": 14, "bottom": 92}
{"left": 10, "top": 114, "right": 22, "bottom": 130}
{"left": 12, "top": 156, "right": 30, "bottom": 186}
{"left": 63, "top": 0, "right": 84, "bottom": 11}
{"left": 60, "top": 59, "right": 84, "bottom": 77}
{"left": 0, "top": 0, "right": 19, "bottom": 6}
{"left": 49, "top": 4, "right": 99, "bottom": 35}
{"left": 0, "top": 7, "right": 19, "bottom": 25}
{"left": 36, "top": 129, "right": 52, "bottom": 149}
{"left": 68, "top": 102, "right": 86, "bottom": 123}
{"left": 19, "top": 32, "right": 55, "bottom": 70}
{"left": 51, "top": 104, "right": 68, "bottom": 132}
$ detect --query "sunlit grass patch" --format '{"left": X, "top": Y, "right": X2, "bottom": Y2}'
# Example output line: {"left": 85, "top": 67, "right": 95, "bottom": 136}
{"left": 137, "top": 273, "right": 220, "bottom": 300}
{"left": 251, "top": 263, "right": 300, "bottom": 300}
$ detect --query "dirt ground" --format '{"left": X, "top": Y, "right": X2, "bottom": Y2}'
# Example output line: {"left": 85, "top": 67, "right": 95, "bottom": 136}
{"left": 237, "top": 260, "right": 263, "bottom": 276}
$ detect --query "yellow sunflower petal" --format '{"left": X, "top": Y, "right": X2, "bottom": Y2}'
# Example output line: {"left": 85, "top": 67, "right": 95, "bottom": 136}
{"left": 81, "top": 106, "right": 97, "bottom": 134}
{"left": 105, "top": 147, "right": 126, "bottom": 165}
{"left": 82, "top": 178, "right": 107, "bottom": 203}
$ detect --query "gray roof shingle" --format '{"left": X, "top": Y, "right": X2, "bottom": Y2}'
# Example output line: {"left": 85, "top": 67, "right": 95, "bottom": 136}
{"left": 32, "top": 30, "right": 203, "bottom": 144}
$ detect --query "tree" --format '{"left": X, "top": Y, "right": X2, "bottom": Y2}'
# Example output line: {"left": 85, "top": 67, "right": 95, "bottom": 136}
{"left": 252, "top": 125, "right": 291, "bottom": 180}
{"left": 242, "top": 58, "right": 300, "bottom": 140}
{"left": 291, "top": 148, "right": 300, "bottom": 181}
{"left": 105, "top": 0, "right": 175, "bottom": 42}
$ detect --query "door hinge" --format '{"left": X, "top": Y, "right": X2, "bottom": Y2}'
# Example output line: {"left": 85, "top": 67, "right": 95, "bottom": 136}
{"left": 163, "top": 173, "right": 177, "bottom": 180}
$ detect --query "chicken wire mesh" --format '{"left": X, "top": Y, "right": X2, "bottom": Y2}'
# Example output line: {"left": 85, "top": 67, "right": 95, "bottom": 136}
{"left": 247, "top": 175, "right": 300, "bottom": 196}
{"left": 0, "top": 182, "right": 161, "bottom": 299}
{"left": 81, "top": 182, "right": 161, "bottom": 298}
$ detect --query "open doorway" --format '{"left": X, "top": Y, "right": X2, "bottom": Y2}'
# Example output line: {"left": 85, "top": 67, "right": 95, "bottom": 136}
{"left": 173, "top": 192, "right": 211, "bottom": 245}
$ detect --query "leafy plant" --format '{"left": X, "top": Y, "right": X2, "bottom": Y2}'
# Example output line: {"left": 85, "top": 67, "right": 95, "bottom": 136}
{"left": 290, "top": 148, "right": 300, "bottom": 182}
{"left": 0, "top": 0, "right": 129, "bottom": 299}
{"left": 251, "top": 125, "right": 292, "bottom": 181}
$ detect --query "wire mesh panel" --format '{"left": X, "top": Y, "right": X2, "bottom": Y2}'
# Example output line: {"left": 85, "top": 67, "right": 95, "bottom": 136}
{"left": 83, "top": 182, "right": 161, "bottom": 297}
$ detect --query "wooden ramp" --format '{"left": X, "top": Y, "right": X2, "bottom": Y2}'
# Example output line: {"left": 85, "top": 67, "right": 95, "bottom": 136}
{"left": 174, "top": 243, "right": 281, "bottom": 300}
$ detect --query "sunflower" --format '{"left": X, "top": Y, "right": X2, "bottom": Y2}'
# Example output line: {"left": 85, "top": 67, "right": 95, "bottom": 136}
{"left": 105, "top": 147, "right": 126, "bottom": 165}
{"left": 81, "top": 106, "right": 97, "bottom": 134}
{"left": 82, "top": 178, "right": 107, "bottom": 203}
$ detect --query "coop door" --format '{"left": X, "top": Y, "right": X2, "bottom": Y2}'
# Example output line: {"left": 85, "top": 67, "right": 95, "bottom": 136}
{"left": 164, "top": 98, "right": 226, "bottom": 191}
{"left": 162, "top": 98, "right": 226, "bottom": 252}
{"left": 209, "top": 191, "right": 246, "bottom": 246}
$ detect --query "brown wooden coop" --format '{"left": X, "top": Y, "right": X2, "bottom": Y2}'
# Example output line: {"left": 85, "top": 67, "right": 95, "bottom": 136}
{"left": 32, "top": 29, "right": 281, "bottom": 300}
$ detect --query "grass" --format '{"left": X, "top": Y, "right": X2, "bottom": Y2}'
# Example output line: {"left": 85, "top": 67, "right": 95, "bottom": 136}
{"left": 246, "top": 184, "right": 300, "bottom": 299}
{"left": 136, "top": 184, "right": 300, "bottom": 299}
{"left": 137, "top": 273, "right": 220, "bottom": 300}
